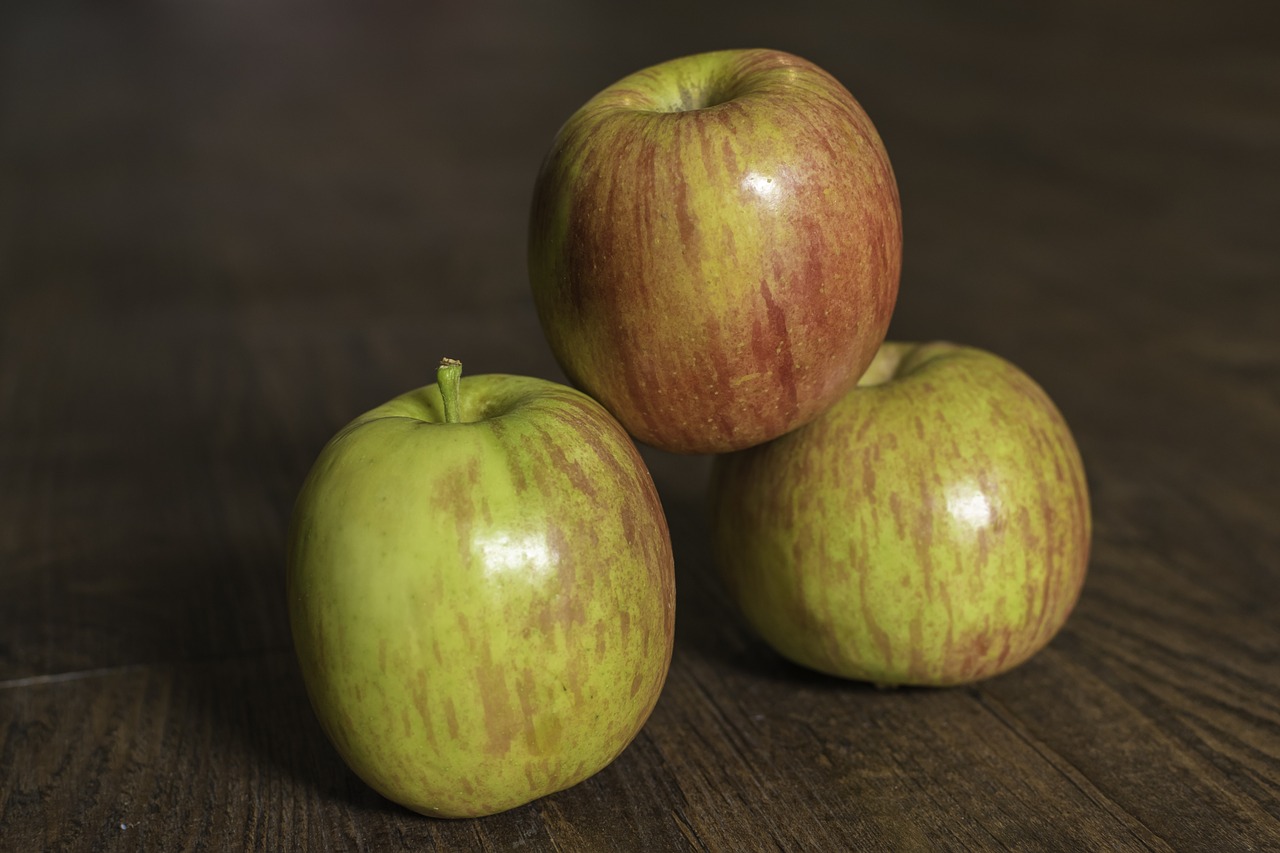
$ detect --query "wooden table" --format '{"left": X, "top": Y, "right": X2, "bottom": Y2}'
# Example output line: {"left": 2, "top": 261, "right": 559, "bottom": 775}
{"left": 4, "top": 2, "right": 1278, "bottom": 849}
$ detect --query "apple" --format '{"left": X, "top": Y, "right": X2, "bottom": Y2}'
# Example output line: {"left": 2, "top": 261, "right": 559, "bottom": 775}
{"left": 287, "top": 359, "right": 676, "bottom": 817}
{"left": 709, "top": 342, "right": 1091, "bottom": 685}
{"left": 529, "top": 48, "right": 901, "bottom": 454}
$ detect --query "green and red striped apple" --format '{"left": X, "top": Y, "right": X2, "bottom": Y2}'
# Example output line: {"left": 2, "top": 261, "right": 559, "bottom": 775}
{"left": 287, "top": 361, "right": 675, "bottom": 817}
{"left": 710, "top": 342, "right": 1091, "bottom": 685}
{"left": 530, "top": 49, "right": 901, "bottom": 454}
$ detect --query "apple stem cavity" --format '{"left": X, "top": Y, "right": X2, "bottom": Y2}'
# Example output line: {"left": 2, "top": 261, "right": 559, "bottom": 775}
{"left": 437, "top": 357, "right": 463, "bottom": 424}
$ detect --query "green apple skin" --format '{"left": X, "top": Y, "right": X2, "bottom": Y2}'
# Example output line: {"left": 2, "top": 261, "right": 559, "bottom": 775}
{"left": 287, "top": 373, "right": 675, "bottom": 817}
{"left": 529, "top": 48, "right": 901, "bottom": 455}
{"left": 710, "top": 342, "right": 1091, "bottom": 686}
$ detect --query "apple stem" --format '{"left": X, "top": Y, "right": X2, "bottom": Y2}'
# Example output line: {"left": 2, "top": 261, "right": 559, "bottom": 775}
{"left": 437, "top": 357, "right": 463, "bottom": 424}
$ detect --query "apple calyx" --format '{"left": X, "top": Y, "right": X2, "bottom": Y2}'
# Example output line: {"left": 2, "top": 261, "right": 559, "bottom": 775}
{"left": 437, "top": 357, "right": 463, "bottom": 424}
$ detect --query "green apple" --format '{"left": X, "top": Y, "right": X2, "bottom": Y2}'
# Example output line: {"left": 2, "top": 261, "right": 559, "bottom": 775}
{"left": 287, "top": 360, "right": 676, "bottom": 817}
{"left": 529, "top": 48, "right": 901, "bottom": 454}
{"left": 709, "top": 342, "right": 1091, "bottom": 685}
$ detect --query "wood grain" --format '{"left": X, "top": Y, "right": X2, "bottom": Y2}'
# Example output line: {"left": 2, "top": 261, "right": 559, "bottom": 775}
{"left": 2, "top": 0, "right": 1278, "bottom": 850}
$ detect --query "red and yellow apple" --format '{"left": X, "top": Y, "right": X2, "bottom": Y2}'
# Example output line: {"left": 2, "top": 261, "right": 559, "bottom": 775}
{"left": 529, "top": 48, "right": 901, "bottom": 454}
{"left": 287, "top": 361, "right": 676, "bottom": 817}
{"left": 710, "top": 342, "right": 1091, "bottom": 685}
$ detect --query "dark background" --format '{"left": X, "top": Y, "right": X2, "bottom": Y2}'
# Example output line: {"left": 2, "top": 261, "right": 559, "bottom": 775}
{"left": 2, "top": 1, "right": 1278, "bottom": 850}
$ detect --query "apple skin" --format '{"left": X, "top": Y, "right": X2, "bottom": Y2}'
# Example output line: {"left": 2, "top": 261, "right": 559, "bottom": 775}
{"left": 287, "top": 372, "right": 675, "bottom": 818}
{"left": 709, "top": 342, "right": 1090, "bottom": 686}
{"left": 529, "top": 48, "right": 901, "bottom": 454}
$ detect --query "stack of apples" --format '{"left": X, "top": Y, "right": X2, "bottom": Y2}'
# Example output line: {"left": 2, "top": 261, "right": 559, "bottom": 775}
{"left": 286, "top": 49, "right": 1091, "bottom": 818}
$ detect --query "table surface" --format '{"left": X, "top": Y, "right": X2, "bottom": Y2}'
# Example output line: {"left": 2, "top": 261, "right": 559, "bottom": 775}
{"left": 3, "top": 2, "right": 1278, "bottom": 850}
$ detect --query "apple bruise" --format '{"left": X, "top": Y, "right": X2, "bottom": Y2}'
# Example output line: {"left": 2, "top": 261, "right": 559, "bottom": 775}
{"left": 529, "top": 48, "right": 901, "bottom": 453}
